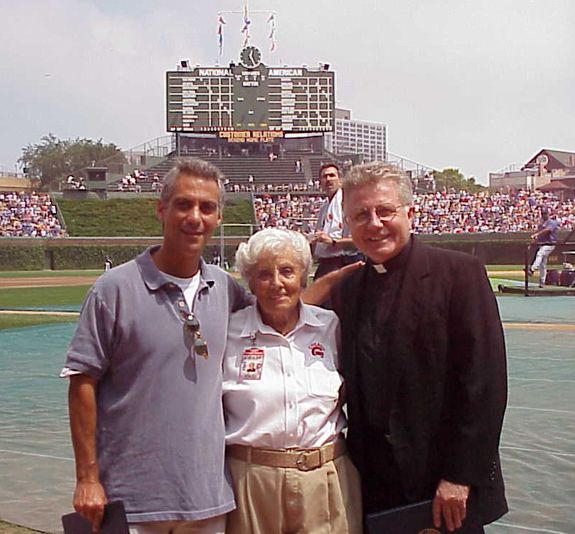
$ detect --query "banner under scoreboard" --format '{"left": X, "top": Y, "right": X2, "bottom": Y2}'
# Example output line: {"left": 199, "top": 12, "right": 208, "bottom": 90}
{"left": 167, "top": 46, "right": 334, "bottom": 136}
{"left": 218, "top": 130, "right": 284, "bottom": 142}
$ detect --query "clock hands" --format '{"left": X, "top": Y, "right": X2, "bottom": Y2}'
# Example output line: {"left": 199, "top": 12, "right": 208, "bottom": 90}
{"left": 241, "top": 47, "right": 260, "bottom": 68}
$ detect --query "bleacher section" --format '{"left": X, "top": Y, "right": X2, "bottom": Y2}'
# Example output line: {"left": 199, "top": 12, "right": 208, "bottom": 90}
{"left": 0, "top": 191, "right": 66, "bottom": 237}
{"left": 107, "top": 148, "right": 342, "bottom": 193}
{"left": 254, "top": 189, "right": 575, "bottom": 235}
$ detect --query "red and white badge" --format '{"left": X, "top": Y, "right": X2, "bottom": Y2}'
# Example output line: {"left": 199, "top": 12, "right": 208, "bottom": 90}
{"left": 308, "top": 342, "right": 325, "bottom": 358}
{"left": 239, "top": 347, "right": 265, "bottom": 380}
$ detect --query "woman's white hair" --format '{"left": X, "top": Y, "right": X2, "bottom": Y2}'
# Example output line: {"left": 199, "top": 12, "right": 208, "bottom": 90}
{"left": 235, "top": 228, "right": 312, "bottom": 286}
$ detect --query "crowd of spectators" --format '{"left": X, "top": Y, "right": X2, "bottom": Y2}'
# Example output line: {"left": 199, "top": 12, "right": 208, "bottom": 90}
{"left": 254, "top": 193, "right": 324, "bottom": 233}
{"left": 254, "top": 189, "right": 575, "bottom": 235}
{"left": 2, "top": 187, "right": 571, "bottom": 240}
{"left": 413, "top": 189, "right": 574, "bottom": 234}
{"left": 66, "top": 169, "right": 162, "bottom": 193}
{"left": 116, "top": 169, "right": 161, "bottom": 192}
{"left": 66, "top": 175, "right": 86, "bottom": 190}
{"left": 224, "top": 179, "right": 320, "bottom": 193}
{"left": 0, "top": 191, "right": 66, "bottom": 237}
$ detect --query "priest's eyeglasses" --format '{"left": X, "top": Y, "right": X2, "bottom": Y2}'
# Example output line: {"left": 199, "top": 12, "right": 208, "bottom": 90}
{"left": 183, "top": 312, "right": 209, "bottom": 359}
{"left": 348, "top": 204, "right": 406, "bottom": 226}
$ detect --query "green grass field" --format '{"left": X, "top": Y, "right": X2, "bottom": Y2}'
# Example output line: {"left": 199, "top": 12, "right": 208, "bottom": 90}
{"left": 0, "top": 266, "right": 528, "bottom": 331}
{"left": 0, "top": 286, "right": 90, "bottom": 308}
{"left": 0, "top": 280, "right": 90, "bottom": 330}
{"left": 57, "top": 198, "right": 254, "bottom": 237}
{"left": 58, "top": 198, "right": 162, "bottom": 236}
{"left": 0, "top": 315, "right": 78, "bottom": 330}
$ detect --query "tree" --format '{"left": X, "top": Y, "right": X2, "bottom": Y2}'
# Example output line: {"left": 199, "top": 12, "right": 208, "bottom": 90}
{"left": 432, "top": 168, "right": 485, "bottom": 193}
{"left": 19, "top": 134, "right": 123, "bottom": 190}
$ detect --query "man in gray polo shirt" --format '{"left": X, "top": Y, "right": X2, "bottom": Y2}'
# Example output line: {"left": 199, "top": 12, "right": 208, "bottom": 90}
{"left": 62, "top": 158, "right": 252, "bottom": 533}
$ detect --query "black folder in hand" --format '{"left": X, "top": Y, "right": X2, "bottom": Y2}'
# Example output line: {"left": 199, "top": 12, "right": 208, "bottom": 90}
{"left": 62, "top": 500, "right": 129, "bottom": 534}
{"left": 365, "top": 499, "right": 444, "bottom": 534}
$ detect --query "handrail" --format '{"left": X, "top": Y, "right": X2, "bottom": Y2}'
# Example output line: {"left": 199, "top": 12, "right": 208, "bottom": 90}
{"left": 385, "top": 151, "right": 435, "bottom": 174}
{"left": 51, "top": 193, "right": 68, "bottom": 236}
{"left": 0, "top": 170, "right": 27, "bottom": 178}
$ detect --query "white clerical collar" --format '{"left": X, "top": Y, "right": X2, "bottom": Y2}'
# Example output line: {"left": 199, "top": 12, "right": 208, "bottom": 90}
{"left": 372, "top": 263, "right": 387, "bottom": 274}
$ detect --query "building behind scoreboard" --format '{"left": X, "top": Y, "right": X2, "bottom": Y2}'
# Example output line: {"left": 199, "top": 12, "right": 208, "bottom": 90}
{"left": 324, "top": 108, "right": 387, "bottom": 162}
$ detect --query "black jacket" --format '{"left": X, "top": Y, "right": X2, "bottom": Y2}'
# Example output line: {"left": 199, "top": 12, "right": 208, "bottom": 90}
{"left": 334, "top": 238, "right": 508, "bottom": 525}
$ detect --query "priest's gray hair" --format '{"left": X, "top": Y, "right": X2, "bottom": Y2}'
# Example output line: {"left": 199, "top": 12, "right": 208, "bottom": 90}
{"left": 343, "top": 161, "right": 414, "bottom": 206}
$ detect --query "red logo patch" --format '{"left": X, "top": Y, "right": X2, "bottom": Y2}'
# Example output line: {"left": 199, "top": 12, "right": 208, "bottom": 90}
{"left": 309, "top": 343, "right": 325, "bottom": 358}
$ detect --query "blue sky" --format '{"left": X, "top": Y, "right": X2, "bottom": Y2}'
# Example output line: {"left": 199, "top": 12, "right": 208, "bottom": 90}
{"left": 1, "top": 0, "right": 574, "bottom": 183}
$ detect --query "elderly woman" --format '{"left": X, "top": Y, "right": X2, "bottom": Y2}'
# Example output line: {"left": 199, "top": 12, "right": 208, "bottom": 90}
{"left": 223, "top": 228, "right": 362, "bottom": 534}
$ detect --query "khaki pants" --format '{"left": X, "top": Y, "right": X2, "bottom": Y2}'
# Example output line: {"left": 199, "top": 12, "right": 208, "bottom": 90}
{"left": 128, "top": 515, "right": 226, "bottom": 533}
{"left": 226, "top": 454, "right": 363, "bottom": 534}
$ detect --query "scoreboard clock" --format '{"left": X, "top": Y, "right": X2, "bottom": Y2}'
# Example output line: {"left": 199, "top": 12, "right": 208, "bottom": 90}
{"left": 166, "top": 47, "right": 335, "bottom": 134}
{"left": 240, "top": 46, "right": 262, "bottom": 68}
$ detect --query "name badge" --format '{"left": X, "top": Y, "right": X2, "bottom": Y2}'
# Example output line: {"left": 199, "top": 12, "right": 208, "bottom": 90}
{"left": 239, "top": 347, "right": 265, "bottom": 380}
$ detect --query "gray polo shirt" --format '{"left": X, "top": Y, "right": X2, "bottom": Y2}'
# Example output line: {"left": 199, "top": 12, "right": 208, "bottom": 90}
{"left": 64, "top": 246, "right": 251, "bottom": 522}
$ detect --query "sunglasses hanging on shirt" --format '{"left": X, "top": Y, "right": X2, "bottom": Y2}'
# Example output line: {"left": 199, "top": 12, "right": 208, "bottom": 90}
{"left": 183, "top": 312, "right": 209, "bottom": 359}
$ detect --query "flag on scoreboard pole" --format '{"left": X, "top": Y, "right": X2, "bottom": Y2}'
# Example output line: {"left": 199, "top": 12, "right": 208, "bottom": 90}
{"left": 241, "top": 2, "right": 251, "bottom": 46}
{"left": 268, "top": 13, "right": 277, "bottom": 52}
{"left": 217, "top": 15, "right": 226, "bottom": 56}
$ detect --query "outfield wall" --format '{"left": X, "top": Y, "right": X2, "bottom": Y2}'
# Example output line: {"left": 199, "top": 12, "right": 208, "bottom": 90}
{"left": 1, "top": 233, "right": 572, "bottom": 271}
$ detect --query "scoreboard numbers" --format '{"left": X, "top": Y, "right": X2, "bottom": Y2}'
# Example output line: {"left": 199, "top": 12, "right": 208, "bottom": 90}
{"left": 166, "top": 50, "right": 334, "bottom": 134}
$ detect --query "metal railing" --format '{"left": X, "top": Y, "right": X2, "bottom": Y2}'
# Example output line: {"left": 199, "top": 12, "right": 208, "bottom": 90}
{"left": 121, "top": 135, "right": 175, "bottom": 166}
{"left": 385, "top": 151, "right": 435, "bottom": 178}
{"left": 211, "top": 223, "right": 256, "bottom": 269}
{"left": 0, "top": 170, "right": 27, "bottom": 178}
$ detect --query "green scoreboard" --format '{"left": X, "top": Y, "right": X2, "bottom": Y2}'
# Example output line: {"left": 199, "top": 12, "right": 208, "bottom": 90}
{"left": 166, "top": 46, "right": 335, "bottom": 134}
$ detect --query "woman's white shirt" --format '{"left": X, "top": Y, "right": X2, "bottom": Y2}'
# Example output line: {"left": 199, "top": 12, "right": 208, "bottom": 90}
{"left": 223, "top": 302, "right": 346, "bottom": 449}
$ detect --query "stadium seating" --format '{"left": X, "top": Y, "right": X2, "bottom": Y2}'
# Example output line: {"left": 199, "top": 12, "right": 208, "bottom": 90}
{"left": 100, "top": 149, "right": 574, "bottom": 237}
{"left": 107, "top": 148, "right": 336, "bottom": 193}
{"left": 254, "top": 189, "right": 575, "bottom": 235}
{"left": 0, "top": 191, "right": 66, "bottom": 237}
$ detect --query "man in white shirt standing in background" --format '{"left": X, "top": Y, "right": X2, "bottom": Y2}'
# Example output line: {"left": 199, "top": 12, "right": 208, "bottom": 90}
{"left": 312, "top": 163, "right": 363, "bottom": 279}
